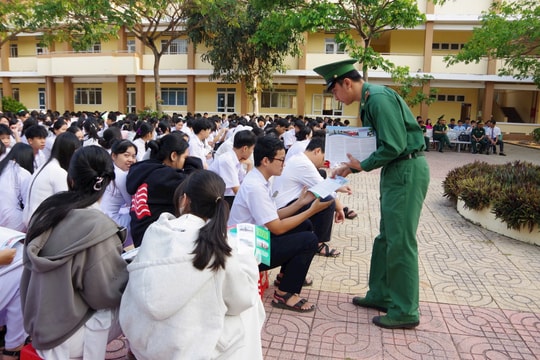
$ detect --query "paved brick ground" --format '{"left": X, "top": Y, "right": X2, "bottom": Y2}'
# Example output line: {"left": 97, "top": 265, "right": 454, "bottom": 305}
{"left": 106, "top": 143, "right": 540, "bottom": 359}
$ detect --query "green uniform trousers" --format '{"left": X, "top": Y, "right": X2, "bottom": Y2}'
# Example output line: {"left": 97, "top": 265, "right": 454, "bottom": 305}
{"left": 365, "top": 155, "right": 429, "bottom": 322}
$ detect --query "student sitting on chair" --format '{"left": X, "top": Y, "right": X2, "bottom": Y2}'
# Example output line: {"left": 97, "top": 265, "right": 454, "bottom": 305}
{"left": 228, "top": 136, "right": 334, "bottom": 313}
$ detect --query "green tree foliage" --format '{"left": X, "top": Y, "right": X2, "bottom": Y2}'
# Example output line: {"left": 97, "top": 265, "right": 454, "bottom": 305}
{"left": 445, "top": 0, "right": 540, "bottom": 87}
{"left": 0, "top": 0, "right": 41, "bottom": 47}
{"left": 390, "top": 66, "right": 438, "bottom": 107}
{"left": 115, "top": 0, "right": 202, "bottom": 113}
{"left": 188, "top": 0, "right": 307, "bottom": 114}
{"left": 33, "top": 0, "right": 201, "bottom": 113}
{"left": 32, "top": 0, "right": 131, "bottom": 51}
{"left": 315, "top": 0, "right": 427, "bottom": 81}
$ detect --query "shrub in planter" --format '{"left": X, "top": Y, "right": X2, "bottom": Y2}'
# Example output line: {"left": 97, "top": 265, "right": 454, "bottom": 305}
{"left": 444, "top": 160, "right": 540, "bottom": 232}
{"left": 492, "top": 185, "right": 540, "bottom": 232}
{"left": 533, "top": 128, "right": 540, "bottom": 143}
{"left": 457, "top": 177, "right": 501, "bottom": 211}
{"left": 442, "top": 161, "right": 495, "bottom": 203}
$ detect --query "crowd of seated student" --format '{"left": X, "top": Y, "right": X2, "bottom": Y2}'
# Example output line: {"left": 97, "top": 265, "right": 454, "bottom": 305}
{"left": 416, "top": 114, "right": 507, "bottom": 156}
{"left": 0, "top": 109, "right": 371, "bottom": 358}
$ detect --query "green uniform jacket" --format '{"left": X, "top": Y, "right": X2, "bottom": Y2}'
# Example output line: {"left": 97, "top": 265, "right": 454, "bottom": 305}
{"left": 359, "top": 83, "right": 425, "bottom": 172}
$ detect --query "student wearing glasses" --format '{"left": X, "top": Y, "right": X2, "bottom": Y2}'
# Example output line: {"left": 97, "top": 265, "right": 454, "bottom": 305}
{"left": 228, "top": 136, "right": 333, "bottom": 313}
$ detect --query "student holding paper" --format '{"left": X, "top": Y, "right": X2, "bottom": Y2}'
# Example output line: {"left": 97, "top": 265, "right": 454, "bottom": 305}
{"left": 120, "top": 170, "right": 265, "bottom": 359}
{"left": 273, "top": 137, "right": 351, "bottom": 258}
{"left": 229, "top": 135, "right": 334, "bottom": 313}
{"left": 314, "top": 59, "right": 429, "bottom": 329}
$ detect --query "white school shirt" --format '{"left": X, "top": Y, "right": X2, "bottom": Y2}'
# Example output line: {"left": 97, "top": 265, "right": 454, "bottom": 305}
{"left": 188, "top": 135, "right": 208, "bottom": 168}
{"left": 228, "top": 168, "right": 278, "bottom": 227}
{"left": 0, "top": 161, "right": 31, "bottom": 232}
{"left": 43, "top": 133, "right": 56, "bottom": 159}
{"left": 132, "top": 138, "right": 147, "bottom": 162}
{"left": 33, "top": 149, "right": 47, "bottom": 171}
{"left": 281, "top": 129, "right": 296, "bottom": 149}
{"left": 23, "top": 158, "right": 68, "bottom": 227}
{"left": 485, "top": 126, "right": 501, "bottom": 141}
{"left": 285, "top": 139, "right": 309, "bottom": 162}
{"left": 272, "top": 152, "right": 325, "bottom": 209}
{"left": 100, "top": 165, "right": 132, "bottom": 230}
{"left": 208, "top": 149, "right": 244, "bottom": 196}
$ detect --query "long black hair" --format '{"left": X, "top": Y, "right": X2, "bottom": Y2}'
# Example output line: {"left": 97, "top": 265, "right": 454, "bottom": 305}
{"left": 173, "top": 170, "right": 231, "bottom": 271}
{"left": 48, "top": 131, "right": 82, "bottom": 171}
{"left": 0, "top": 142, "right": 34, "bottom": 175}
{"left": 26, "top": 146, "right": 115, "bottom": 243}
{"left": 147, "top": 133, "right": 189, "bottom": 163}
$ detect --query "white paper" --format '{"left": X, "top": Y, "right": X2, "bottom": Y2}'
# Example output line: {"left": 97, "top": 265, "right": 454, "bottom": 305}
{"left": 325, "top": 126, "right": 377, "bottom": 167}
{"left": 309, "top": 176, "right": 349, "bottom": 199}
{"left": 0, "top": 227, "right": 25, "bottom": 276}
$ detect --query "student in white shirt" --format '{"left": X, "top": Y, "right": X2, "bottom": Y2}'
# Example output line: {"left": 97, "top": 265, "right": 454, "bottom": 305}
{"left": 229, "top": 136, "right": 333, "bottom": 312}
{"left": 44, "top": 118, "right": 68, "bottom": 159}
{"left": 273, "top": 137, "right": 351, "bottom": 258}
{"left": 132, "top": 121, "right": 154, "bottom": 162}
{"left": 0, "top": 143, "right": 34, "bottom": 232}
{"left": 285, "top": 125, "right": 312, "bottom": 162}
{"left": 23, "top": 132, "right": 81, "bottom": 227}
{"left": 100, "top": 140, "right": 137, "bottom": 247}
{"left": 209, "top": 130, "right": 256, "bottom": 208}
{"left": 485, "top": 120, "right": 506, "bottom": 156}
{"left": 188, "top": 117, "right": 213, "bottom": 169}
{"left": 23, "top": 125, "right": 48, "bottom": 171}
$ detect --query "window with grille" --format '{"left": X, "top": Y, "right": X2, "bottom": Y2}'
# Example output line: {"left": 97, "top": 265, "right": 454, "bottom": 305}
{"left": 161, "top": 39, "right": 188, "bottom": 55}
{"left": 161, "top": 88, "right": 187, "bottom": 106}
{"left": 325, "top": 38, "right": 345, "bottom": 54}
{"left": 75, "top": 88, "right": 102, "bottom": 105}
{"left": 127, "top": 40, "right": 136, "bottom": 53}
{"left": 9, "top": 44, "right": 18, "bottom": 58}
{"left": 261, "top": 89, "right": 297, "bottom": 108}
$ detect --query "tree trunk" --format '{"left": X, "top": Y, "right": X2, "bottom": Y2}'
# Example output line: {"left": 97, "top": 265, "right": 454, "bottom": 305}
{"left": 251, "top": 77, "right": 258, "bottom": 115}
{"left": 152, "top": 52, "right": 162, "bottom": 114}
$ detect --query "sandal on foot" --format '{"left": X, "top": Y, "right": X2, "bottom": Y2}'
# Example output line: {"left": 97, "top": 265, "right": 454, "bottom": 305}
{"left": 343, "top": 207, "right": 358, "bottom": 220}
{"left": 274, "top": 273, "right": 313, "bottom": 287}
{"left": 316, "top": 243, "right": 340, "bottom": 257}
{"left": 2, "top": 349, "right": 21, "bottom": 360}
{"left": 271, "top": 291, "right": 316, "bottom": 313}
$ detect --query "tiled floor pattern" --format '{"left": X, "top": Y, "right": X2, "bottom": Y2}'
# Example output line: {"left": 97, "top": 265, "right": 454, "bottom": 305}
{"left": 105, "top": 144, "right": 540, "bottom": 359}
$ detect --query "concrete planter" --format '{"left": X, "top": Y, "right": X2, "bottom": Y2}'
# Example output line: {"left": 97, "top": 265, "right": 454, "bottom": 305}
{"left": 457, "top": 199, "right": 540, "bottom": 246}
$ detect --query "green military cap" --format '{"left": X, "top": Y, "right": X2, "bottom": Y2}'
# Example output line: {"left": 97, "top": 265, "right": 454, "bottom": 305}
{"left": 313, "top": 58, "right": 359, "bottom": 91}
{"left": 438, "top": 114, "right": 445, "bottom": 120}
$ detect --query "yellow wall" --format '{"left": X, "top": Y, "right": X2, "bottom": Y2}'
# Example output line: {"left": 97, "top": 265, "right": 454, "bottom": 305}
{"left": 432, "top": 30, "right": 473, "bottom": 44}
{"left": 15, "top": 37, "right": 37, "bottom": 57}
{"left": 389, "top": 30, "right": 424, "bottom": 54}
{"left": 16, "top": 83, "right": 40, "bottom": 109}
{"left": 426, "top": 88, "right": 479, "bottom": 121}
{"left": 101, "top": 39, "right": 118, "bottom": 53}
{"left": 498, "top": 90, "right": 534, "bottom": 123}
{"left": 71, "top": 83, "right": 118, "bottom": 112}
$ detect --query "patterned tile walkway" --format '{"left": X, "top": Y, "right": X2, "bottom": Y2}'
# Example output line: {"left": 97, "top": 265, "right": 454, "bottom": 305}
{"left": 107, "top": 144, "right": 540, "bottom": 359}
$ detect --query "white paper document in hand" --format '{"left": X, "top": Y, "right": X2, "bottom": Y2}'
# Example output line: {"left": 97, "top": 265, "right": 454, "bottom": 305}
{"left": 325, "top": 126, "right": 376, "bottom": 167}
{"left": 309, "top": 176, "right": 349, "bottom": 199}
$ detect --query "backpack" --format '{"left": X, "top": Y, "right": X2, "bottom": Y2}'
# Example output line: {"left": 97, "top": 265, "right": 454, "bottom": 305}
{"left": 458, "top": 132, "right": 470, "bottom": 142}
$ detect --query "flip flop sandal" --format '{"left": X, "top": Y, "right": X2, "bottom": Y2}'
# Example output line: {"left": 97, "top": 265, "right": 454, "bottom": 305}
{"left": 274, "top": 273, "right": 313, "bottom": 287}
{"left": 271, "top": 291, "right": 316, "bottom": 313}
{"left": 316, "top": 243, "right": 341, "bottom": 257}
{"left": 343, "top": 207, "right": 358, "bottom": 220}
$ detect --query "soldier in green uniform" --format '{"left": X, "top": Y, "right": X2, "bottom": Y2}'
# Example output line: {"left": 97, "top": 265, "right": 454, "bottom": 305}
{"left": 314, "top": 59, "right": 430, "bottom": 329}
{"left": 471, "top": 121, "right": 488, "bottom": 154}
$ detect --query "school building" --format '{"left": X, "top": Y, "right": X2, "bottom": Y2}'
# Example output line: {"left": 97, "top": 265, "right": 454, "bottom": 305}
{"left": 0, "top": 0, "right": 538, "bottom": 134}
